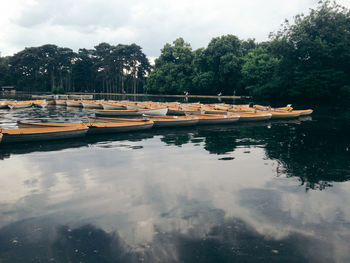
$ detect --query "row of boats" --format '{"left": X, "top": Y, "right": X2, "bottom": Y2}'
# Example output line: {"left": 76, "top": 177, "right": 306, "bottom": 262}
{"left": 0, "top": 100, "right": 313, "bottom": 144}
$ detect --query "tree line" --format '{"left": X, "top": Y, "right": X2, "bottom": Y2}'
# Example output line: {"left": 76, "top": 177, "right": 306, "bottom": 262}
{"left": 1, "top": 0, "right": 349, "bottom": 103}
{"left": 0, "top": 43, "right": 151, "bottom": 94}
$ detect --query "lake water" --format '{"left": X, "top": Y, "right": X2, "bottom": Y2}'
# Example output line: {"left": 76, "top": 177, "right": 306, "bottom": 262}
{"left": 0, "top": 102, "right": 350, "bottom": 263}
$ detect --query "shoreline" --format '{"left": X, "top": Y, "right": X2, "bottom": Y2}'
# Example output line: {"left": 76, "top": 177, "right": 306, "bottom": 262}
{"left": 67, "top": 92, "right": 248, "bottom": 99}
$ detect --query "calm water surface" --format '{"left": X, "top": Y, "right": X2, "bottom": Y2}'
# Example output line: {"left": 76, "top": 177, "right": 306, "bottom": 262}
{"left": 0, "top": 104, "right": 350, "bottom": 263}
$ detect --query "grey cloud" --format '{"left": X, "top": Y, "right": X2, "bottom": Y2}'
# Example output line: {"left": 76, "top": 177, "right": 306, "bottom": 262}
{"left": 2, "top": 0, "right": 349, "bottom": 57}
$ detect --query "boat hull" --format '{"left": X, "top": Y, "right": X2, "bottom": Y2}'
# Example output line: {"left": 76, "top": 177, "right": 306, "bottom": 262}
{"left": 138, "top": 107, "right": 168, "bottom": 116}
{"left": 238, "top": 113, "right": 272, "bottom": 121}
{"left": 66, "top": 101, "right": 82, "bottom": 107}
{"left": 86, "top": 122, "right": 154, "bottom": 134}
{"left": 8, "top": 103, "right": 33, "bottom": 109}
{"left": 96, "top": 110, "right": 143, "bottom": 116}
{"left": 197, "top": 115, "right": 240, "bottom": 125}
{"left": 269, "top": 112, "right": 301, "bottom": 119}
{"left": 0, "top": 127, "right": 88, "bottom": 143}
{"left": 102, "top": 103, "right": 126, "bottom": 110}
{"left": 82, "top": 101, "right": 103, "bottom": 109}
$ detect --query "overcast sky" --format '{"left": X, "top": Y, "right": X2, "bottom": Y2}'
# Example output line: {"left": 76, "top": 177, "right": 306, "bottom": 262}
{"left": 1, "top": 0, "right": 350, "bottom": 58}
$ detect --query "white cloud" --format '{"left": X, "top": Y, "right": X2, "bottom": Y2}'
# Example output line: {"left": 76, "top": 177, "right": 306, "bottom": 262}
{"left": 0, "top": 0, "right": 350, "bottom": 57}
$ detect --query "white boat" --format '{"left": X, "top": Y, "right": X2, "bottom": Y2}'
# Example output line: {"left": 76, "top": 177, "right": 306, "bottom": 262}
{"left": 102, "top": 102, "right": 126, "bottom": 110}
{"left": 82, "top": 100, "right": 103, "bottom": 109}
{"left": 95, "top": 107, "right": 168, "bottom": 117}
{"left": 138, "top": 107, "right": 168, "bottom": 116}
{"left": 0, "top": 126, "right": 88, "bottom": 143}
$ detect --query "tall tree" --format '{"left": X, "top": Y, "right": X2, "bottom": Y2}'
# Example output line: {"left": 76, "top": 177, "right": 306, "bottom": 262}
{"left": 268, "top": 0, "right": 350, "bottom": 102}
{"left": 145, "top": 38, "right": 194, "bottom": 94}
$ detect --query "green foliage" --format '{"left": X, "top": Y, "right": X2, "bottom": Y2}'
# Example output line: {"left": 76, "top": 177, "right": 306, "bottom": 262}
{"left": 241, "top": 47, "right": 280, "bottom": 99}
{"left": 267, "top": 0, "right": 350, "bottom": 102}
{"left": 145, "top": 38, "right": 194, "bottom": 94}
{"left": 0, "top": 56, "right": 12, "bottom": 87}
{"left": 52, "top": 85, "right": 65, "bottom": 94}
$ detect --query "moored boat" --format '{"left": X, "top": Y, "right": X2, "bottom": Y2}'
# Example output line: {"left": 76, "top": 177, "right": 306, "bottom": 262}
{"left": 33, "top": 100, "right": 48, "bottom": 108}
{"left": 138, "top": 107, "right": 168, "bottom": 116}
{"left": 102, "top": 102, "right": 126, "bottom": 110}
{"left": 238, "top": 112, "right": 272, "bottom": 121}
{"left": 291, "top": 109, "right": 313, "bottom": 116}
{"left": 0, "top": 126, "right": 88, "bottom": 143}
{"left": 55, "top": 100, "right": 67, "bottom": 106}
{"left": 17, "top": 121, "right": 86, "bottom": 128}
{"left": 81, "top": 100, "right": 103, "bottom": 109}
{"left": 146, "top": 115, "right": 199, "bottom": 128}
{"left": 96, "top": 109, "right": 143, "bottom": 117}
{"left": 268, "top": 111, "right": 301, "bottom": 119}
{"left": 86, "top": 121, "right": 154, "bottom": 134}
{"left": 16, "top": 120, "right": 153, "bottom": 135}
{"left": 194, "top": 114, "right": 240, "bottom": 125}
{"left": 0, "top": 101, "right": 13, "bottom": 109}
{"left": 66, "top": 100, "right": 83, "bottom": 107}
{"left": 8, "top": 101, "right": 33, "bottom": 109}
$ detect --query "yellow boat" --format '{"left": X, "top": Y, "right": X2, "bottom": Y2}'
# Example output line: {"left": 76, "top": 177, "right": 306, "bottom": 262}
{"left": 195, "top": 114, "right": 240, "bottom": 125}
{"left": 0, "top": 126, "right": 88, "bottom": 143}
{"left": 17, "top": 120, "right": 154, "bottom": 135}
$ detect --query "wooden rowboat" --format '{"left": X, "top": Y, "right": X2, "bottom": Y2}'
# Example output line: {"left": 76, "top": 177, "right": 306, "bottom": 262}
{"left": 96, "top": 109, "right": 143, "bottom": 116}
{"left": 0, "top": 101, "right": 13, "bottom": 109}
{"left": 291, "top": 109, "right": 313, "bottom": 116}
{"left": 86, "top": 121, "right": 154, "bottom": 134}
{"left": 238, "top": 112, "right": 272, "bottom": 121}
{"left": 90, "top": 116, "right": 199, "bottom": 128}
{"left": 0, "top": 126, "right": 88, "bottom": 143}
{"left": 102, "top": 102, "right": 126, "bottom": 110}
{"left": 66, "top": 100, "right": 82, "bottom": 107}
{"left": 33, "top": 100, "right": 48, "bottom": 108}
{"left": 17, "top": 121, "right": 86, "bottom": 128}
{"left": 55, "top": 100, "right": 67, "bottom": 106}
{"left": 8, "top": 101, "right": 33, "bottom": 109}
{"left": 95, "top": 107, "right": 168, "bottom": 117}
{"left": 138, "top": 107, "right": 168, "bottom": 116}
{"left": 194, "top": 114, "right": 240, "bottom": 125}
{"left": 17, "top": 120, "right": 154, "bottom": 135}
{"left": 268, "top": 111, "right": 301, "bottom": 119}
{"left": 81, "top": 100, "right": 103, "bottom": 109}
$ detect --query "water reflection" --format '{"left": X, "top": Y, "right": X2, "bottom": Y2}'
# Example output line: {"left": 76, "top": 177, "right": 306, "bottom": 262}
{"left": 1, "top": 106, "right": 350, "bottom": 262}
{"left": 0, "top": 217, "right": 334, "bottom": 263}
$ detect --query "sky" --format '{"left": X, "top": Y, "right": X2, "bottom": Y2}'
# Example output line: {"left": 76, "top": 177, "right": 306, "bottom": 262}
{"left": 1, "top": 0, "right": 350, "bottom": 58}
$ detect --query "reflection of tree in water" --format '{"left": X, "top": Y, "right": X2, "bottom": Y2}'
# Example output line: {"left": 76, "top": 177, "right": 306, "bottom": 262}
{"left": 160, "top": 133, "right": 192, "bottom": 147}
{"left": 53, "top": 225, "right": 133, "bottom": 263}
{"left": 261, "top": 120, "right": 350, "bottom": 190}
{"left": 0, "top": 217, "right": 333, "bottom": 263}
{"left": 196, "top": 129, "right": 240, "bottom": 155}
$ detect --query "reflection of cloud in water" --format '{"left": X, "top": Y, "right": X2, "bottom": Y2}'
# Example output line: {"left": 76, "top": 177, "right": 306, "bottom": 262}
{"left": 0, "top": 128, "right": 350, "bottom": 261}
{"left": 0, "top": 217, "right": 334, "bottom": 263}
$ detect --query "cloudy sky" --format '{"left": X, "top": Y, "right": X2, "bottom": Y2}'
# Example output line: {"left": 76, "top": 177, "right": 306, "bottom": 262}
{"left": 1, "top": 0, "right": 350, "bottom": 58}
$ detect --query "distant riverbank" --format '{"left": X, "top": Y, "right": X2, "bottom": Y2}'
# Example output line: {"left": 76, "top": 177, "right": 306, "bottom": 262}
{"left": 67, "top": 92, "right": 248, "bottom": 99}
